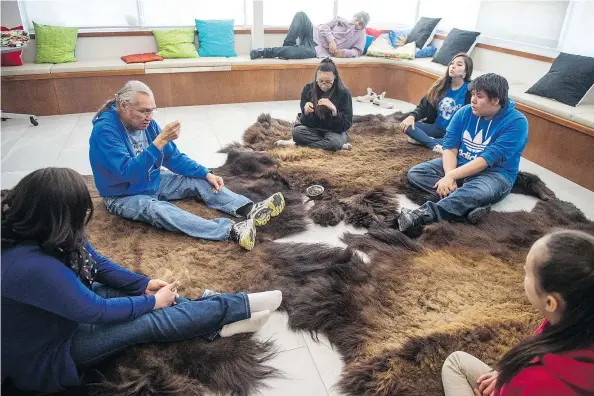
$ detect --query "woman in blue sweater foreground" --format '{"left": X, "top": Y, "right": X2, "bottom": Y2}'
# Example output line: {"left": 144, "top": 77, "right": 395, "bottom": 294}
{"left": 1, "top": 167, "right": 282, "bottom": 393}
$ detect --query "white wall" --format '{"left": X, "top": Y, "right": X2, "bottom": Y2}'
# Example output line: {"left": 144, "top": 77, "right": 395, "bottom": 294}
{"left": 1, "top": 1, "right": 24, "bottom": 27}
{"left": 430, "top": 37, "right": 552, "bottom": 88}
{"left": 558, "top": 0, "right": 594, "bottom": 57}
{"left": 476, "top": 1, "right": 569, "bottom": 49}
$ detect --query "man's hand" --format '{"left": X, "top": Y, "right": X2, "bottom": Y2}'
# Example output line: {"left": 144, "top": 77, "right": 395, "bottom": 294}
{"left": 145, "top": 279, "right": 168, "bottom": 295}
{"left": 476, "top": 371, "right": 499, "bottom": 396}
{"left": 328, "top": 40, "right": 337, "bottom": 55}
{"left": 206, "top": 173, "right": 224, "bottom": 193}
{"left": 399, "top": 115, "right": 415, "bottom": 133}
{"left": 434, "top": 174, "right": 458, "bottom": 199}
{"left": 304, "top": 102, "right": 314, "bottom": 115}
{"left": 153, "top": 281, "right": 180, "bottom": 310}
{"left": 154, "top": 120, "right": 181, "bottom": 150}
{"left": 333, "top": 49, "right": 345, "bottom": 58}
{"left": 318, "top": 98, "right": 337, "bottom": 116}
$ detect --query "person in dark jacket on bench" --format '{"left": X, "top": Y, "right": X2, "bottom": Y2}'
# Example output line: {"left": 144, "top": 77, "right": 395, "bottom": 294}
{"left": 250, "top": 11, "right": 370, "bottom": 60}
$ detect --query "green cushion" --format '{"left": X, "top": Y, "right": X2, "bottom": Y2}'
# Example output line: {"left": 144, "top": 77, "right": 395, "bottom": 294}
{"left": 153, "top": 28, "right": 198, "bottom": 59}
{"left": 33, "top": 22, "right": 78, "bottom": 64}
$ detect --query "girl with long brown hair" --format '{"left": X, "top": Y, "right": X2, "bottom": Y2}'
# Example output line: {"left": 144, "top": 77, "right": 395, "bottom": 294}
{"left": 1, "top": 168, "right": 283, "bottom": 393}
{"left": 399, "top": 53, "right": 473, "bottom": 153}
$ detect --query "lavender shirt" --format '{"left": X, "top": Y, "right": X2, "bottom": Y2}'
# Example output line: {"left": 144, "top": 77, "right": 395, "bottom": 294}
{"left": 313, "top": 17, "right": 366, "bottom": 58}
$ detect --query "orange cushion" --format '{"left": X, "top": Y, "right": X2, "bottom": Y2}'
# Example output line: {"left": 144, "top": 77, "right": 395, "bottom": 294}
{"left": 121, "top": 53, "right": 164, "bottom": 64}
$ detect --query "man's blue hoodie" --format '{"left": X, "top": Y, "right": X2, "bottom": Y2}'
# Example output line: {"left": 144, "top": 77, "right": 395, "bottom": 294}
{"left": 442, "top": 99, "right": 528, "bottom": 184}
{"left": 89, "top": 106, "right": 210, "bottom": 197}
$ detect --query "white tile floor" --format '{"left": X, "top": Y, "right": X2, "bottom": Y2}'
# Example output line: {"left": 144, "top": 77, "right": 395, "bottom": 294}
{"left": 1, "top": 97, "right": 593, "bottom": 396}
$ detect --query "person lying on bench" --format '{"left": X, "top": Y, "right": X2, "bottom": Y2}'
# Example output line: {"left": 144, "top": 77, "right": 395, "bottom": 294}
{"left": 399, "top": 73, "right": 528, "bottom": 233}
{"left": 275, "top": 58, "right": 353, "bottom": 151}
{"left": 1, "top": 167, "right": 283, "bottom": 393}
{"left": 400, "top": 53, "right": 474, "bottom": 153}
{"left": 250, "top": 10, "right": 370, "bottom": 60}
{"left": 89, "top": 80, "right": 285, "bottom": 251}
{"left": 441, "top": 230, "right": 594, "bottom": 396}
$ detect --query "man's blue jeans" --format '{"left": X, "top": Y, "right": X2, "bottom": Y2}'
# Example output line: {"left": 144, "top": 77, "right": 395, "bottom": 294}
{"left": 265, "top": 12, "right": 317, "bottom": 59}
{"left": 104, "top": 172, "right": 252, "bottom": 241}
{"left": 405, "top": 122, "right": 446, "bottom": 149}
{"left": 71, "top": 283, "right": 250, "bottom": 369}
{"left": 407, "top": 158, "right": 513, "bottom": 222}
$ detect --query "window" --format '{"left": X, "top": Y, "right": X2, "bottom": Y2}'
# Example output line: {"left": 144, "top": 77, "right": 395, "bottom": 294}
{"left": 263, "top": 0, "right": 334, "bottom": 26}
{"left": 558, "top": 0, "right": 594, "bottom": 56}
{"left": 19, "top": 0, "right": 249, "bottom": 29}
{"left": 20, "top": 0, "right": 139, "bottom": 29}
{"left": 418, "top": 0, "right": 481, "bottom": 32}
{"left": 141, "top": 0, "right": 247, "bottom": 27}
{"left": 475, "top": 0, "right": 569, "bottom": 49}
{"left": 338, "top": 0, "right": 419, "bottom": 28}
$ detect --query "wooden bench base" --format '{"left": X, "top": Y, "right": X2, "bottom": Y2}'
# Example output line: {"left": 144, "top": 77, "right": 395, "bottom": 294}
{"left": 1, "top": 63, "right": 592, "bottom": 191}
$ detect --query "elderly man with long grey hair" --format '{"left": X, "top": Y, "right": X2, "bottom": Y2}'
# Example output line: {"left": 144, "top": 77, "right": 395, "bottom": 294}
{"left": 89, "top": 80, "right": 285, "bottom": 250}
{"left": 250, "top": 10, "right": 370, "bottom": 60}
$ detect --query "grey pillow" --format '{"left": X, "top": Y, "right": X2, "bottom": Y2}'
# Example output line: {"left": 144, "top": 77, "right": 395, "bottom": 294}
{"left": 432, "top": 28, "right": 481, "bottom": 66}
{"left": 526, "top": 53, "right": 594, "bottom": 107}
{"left": 406, "top": 17, "right": 441, "bottom": 49}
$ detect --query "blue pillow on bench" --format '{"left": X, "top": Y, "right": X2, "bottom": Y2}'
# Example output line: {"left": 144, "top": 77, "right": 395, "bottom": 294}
{"left": 195, "top": 19, "right": 236, "bottom": 57}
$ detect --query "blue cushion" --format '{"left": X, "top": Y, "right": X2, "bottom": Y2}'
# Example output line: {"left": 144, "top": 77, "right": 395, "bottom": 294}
{"left": 195, "top": 19, "right": 236, "bottom": 57}
{"left": 416, "top": 46, "right": 437, "bottom": 58}
{"left": 363, "top": 35, "right": 375, "bottom": 54}
{"left": 388, "top": 29, "right": 411, "bottom": 48}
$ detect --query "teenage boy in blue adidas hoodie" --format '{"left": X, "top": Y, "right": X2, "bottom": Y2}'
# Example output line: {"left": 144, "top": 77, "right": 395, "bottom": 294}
{"left": 399, "top": 73, "right": 528, "bottom": 232}
{"left": 89, "top": 81, "right": 285, "bottom": 250}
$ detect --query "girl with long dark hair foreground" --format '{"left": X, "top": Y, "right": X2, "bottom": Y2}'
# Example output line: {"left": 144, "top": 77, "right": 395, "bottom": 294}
{"left": 1, "top": 167, "right": 282, "bottom": 393}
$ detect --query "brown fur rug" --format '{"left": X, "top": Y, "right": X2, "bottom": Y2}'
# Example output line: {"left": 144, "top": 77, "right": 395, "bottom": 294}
{"left": 5, "top": 113, "right": 593, "bottom": 396}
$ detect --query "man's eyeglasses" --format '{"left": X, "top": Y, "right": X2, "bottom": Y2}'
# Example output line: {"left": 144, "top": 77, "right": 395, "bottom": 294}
{"left": 132, "top": 107, "right": 157, "bottom": 117}
{"left": 316, "top": 79, "right": 335, "bottom": 86}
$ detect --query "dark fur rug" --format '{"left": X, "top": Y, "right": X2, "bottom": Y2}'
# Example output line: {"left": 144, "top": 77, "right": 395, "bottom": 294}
{"left": 4, "top": 113, "right": 592, "bottom": 396}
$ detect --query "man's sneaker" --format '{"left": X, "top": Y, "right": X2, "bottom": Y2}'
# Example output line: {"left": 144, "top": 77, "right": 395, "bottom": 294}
{"left": 341, "top": 143, "right": 353, "bottom": 150}
{"left": 248, "top": 192, "right": 285, "bottom": 227}
{"left": 230, "top": 219, "right": 256, "bottom": 250}
{"left": 407, "top": 136, "right": 422, "bottom": 145}
{"left": 372, "top": 92, "right": 395, "bottom": 109}
{"left": 432, "top": 144, "right": 444, "bottom": 154}
{"left": 398, "top": 208, "right": 425, "bottom": 232}
{"left": 357, "top": 87, "right": 377, "bottom": 102}
{"left": 274, "top": 139, "right": 296, "bottom": 147}
{"left": 250, "top": 48, "right": 266, "bottom": 60}
{"left": 467, "top": 205, "right": 491, "bottom": 224}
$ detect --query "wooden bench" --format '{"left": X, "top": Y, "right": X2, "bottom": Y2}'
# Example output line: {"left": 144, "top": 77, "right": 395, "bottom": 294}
{"left": 1, "top": 54, "right": 593, "bottom": 191}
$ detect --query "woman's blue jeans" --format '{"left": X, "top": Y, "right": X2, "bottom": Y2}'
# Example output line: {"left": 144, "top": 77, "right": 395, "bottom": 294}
{"left": 71, "top": 283, "right": 250, "bottom": 369}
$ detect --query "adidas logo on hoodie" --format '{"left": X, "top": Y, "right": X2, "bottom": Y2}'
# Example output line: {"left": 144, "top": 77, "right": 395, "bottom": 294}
{"left": 459, "top": 119, "right": 494, "bottom": 161}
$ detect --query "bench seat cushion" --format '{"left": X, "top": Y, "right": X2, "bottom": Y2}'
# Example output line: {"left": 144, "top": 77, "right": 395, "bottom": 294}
{"left": 229, "top": 55, "right": 288, "bottom": 66}
{"left": 144, "top": 57, "right": 230, "bottom": 69}
{"left": 1, "top": 63, "right": 52, "bottom": 76}
{"left": 50, "top": 59, "right": 144, "bottom": 73}
{"left": 572, "top": 107, "right": 594, "bottom": 129}
{"left": 509, "top": 83, "right": 582, "bottom": 119}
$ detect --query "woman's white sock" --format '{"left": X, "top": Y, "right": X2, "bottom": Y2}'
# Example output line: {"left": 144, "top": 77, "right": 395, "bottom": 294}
{"left": 247, "top": 290, "right": 282, "bottom": 313}
{"left": 219, "top": 310, "right": 271, "bottom": 337}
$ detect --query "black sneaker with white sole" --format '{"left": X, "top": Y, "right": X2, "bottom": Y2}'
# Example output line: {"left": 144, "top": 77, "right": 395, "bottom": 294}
{"left": 398, "top": 208, "right": 425, "bottom": 232}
